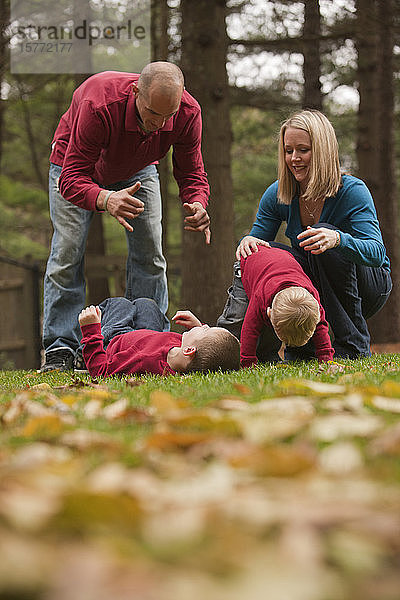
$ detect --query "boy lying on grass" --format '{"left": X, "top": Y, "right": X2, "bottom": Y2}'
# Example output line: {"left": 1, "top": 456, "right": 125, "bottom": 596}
{"left": 239, "top": 245, "right": 335, "bottom": 367}
{"left": 79, "top": 297, "right": 240, "bottom": 377}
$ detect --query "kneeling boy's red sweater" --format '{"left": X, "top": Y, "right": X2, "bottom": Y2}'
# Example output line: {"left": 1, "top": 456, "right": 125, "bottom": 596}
{"left": 240, "top": 246, "right": 334, "bottom": 367}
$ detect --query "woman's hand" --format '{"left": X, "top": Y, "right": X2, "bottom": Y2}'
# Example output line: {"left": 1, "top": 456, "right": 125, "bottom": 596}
{"left": 171, "top": 310, "right": 202, "bottom": 329}
{"left": 297, "top": 226, "right": 339, "bottom": 254}
{"left": 79, "top": 305, "right": 101, "bottom": 326}
{"left": 236, "top": 236, "right": 270, "bottom": 260}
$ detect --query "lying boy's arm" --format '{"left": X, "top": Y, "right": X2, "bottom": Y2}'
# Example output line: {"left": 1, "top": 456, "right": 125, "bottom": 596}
{"left": 171, "top": 310, "right": 202, "bottom": 329}
{"left": 80, "top": 322, "right": 110, "bottom": 377}
{"left": 79, "top": 306, "right": 109, "bottom": 376}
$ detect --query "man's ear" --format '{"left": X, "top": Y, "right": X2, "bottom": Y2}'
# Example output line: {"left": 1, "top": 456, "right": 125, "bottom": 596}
{"left": 132, "top": 83, "right": 139, "bottom": 96}
{"left": 182, "top": 346, "right": 197, "bottom": 358}
{"left": 266, "top": 307, "right": 271, "bottom": 319}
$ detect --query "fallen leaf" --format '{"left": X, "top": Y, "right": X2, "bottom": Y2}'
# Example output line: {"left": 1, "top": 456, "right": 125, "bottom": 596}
{"left": 278, "top": 379, "right": 345, "bottom": 396}
{"left": 60, "top": 429, "right": 120, "bottom": 451}
{"left": 370, "top": 396, "right": 400, "bottom": 413}
{"left": 319, "top": 442, "right": 363, "bottom": 475}
{"left": 21, "top": 415, "right": 66, "bottom": 439}
{"left": 232, "top": 383, "right": 252, "bottom": 395}
{"left": 309, "top": 414, "right": 383, "bottom": 442}
{"left": 230, "top": 444, "right": 315, "bottom": 477}
{"left": 150, "top": 390, "right": 180, "bottom": 414}
{"left": 103, "top": 398, "right": 128, "bottom": 420}
{"left": 144, "top": 430, "right": 212, "bottom": 450}
{"left": 368, "top": 423, "right": 400, "bottom": 456}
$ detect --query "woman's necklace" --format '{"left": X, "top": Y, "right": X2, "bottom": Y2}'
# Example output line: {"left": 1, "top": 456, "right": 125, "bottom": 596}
{"left": 300, "top": 194, "right": 324, "bottom": 225}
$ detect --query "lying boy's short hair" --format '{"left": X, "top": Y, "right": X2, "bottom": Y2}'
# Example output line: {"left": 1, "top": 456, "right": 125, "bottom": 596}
{"left": 187, "top": 328, "right": 240, "bottom": 373}
{"left": 270, "top": 286, "right": 320, "bottom": 347}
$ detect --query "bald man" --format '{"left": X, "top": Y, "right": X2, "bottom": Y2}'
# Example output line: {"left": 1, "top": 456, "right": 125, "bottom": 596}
{"left": 40, "top": 62, "right": 210, "bottom": 372}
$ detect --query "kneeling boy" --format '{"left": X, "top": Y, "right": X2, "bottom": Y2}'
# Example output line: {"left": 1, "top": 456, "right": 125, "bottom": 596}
{"left": 239, "top": 245, "right": 334, "bottom": 367}
{"left": 79, "top": 297, "right": 240, "bottom": 377}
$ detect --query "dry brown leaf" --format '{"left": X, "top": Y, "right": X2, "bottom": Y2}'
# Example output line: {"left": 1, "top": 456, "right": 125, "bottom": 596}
{"left": 144, "top": 430, "right": 212, "bottom": 450}
{"left": 232, "top": 383, "right": 252, "bottom": 395}
{"left": 230, "top": 443, "right": 315, "bottom": 477}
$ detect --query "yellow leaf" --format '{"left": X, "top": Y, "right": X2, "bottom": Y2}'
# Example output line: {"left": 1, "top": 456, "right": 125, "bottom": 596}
{"left": 22, "top": 415, "right": 65, "bottom": 439}
{"left": 150, "top": 390, "right": 179, "bottom": 414}
{"left": 166, "top": 409, "right": 240, "bottom": 435}
{"left": 56, "top": 394, "right": 78, "bottom": 407}
{"left": 278, "top": 379, "right": 345, "bottom": 396}
{"left": 31, "top": 383, "right": 53, "bottom": 391}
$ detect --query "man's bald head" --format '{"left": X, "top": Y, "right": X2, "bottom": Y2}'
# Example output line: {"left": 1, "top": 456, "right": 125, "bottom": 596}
{"left": 138, "top": 62, "right": 184, "bottom": 101}
{"left": 134, "top": 62, "right": 184, "bottom": 133}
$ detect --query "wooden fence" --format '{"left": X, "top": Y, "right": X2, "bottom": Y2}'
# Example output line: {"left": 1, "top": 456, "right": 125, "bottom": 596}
{"left": 0, "top": 256, "right": 41, "bottom": 370}
{"left": 0, "top": 255, "right": 126, "bottom": 370}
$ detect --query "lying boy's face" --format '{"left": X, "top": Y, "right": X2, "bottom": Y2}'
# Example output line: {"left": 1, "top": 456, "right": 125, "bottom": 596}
{"left": 181, "top": 325, "right": 225, "bottom": 348}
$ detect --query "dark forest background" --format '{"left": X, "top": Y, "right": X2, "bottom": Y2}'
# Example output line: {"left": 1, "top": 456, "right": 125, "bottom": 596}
{"left": 0, "top": 0, "right": 399, "bottom": 345}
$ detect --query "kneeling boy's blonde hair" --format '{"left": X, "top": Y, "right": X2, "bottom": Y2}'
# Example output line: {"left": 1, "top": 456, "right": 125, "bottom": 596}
{"left": 270, "top": 287, "right": 320, "bottom": 347}
{"left": 187, "top": 328, "right": 240, "bottom": 373}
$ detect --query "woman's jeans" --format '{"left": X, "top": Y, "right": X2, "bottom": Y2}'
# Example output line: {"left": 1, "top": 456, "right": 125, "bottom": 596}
{"left": 98, "top": 297, "right": 168, "bottom": 347}
{"left": 217, "top": 234, "right": 392, "bottom": 360}
{"left": 43, "top": 163, "right": 168, "bottom": 357}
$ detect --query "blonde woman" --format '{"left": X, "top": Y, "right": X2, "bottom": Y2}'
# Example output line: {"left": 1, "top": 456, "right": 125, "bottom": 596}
{"left": 220, "top": 110, "right": 391, "bottom": 359}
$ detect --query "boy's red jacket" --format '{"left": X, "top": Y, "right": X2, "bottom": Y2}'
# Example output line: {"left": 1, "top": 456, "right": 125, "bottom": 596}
{"left": 240, "top": 246, "right": 334, "bottom": 366}
{"left": 80, "top": 323, "right": 181, "bottom": 376}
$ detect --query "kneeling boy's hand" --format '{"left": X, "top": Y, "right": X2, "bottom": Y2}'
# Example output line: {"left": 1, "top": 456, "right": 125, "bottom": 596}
{"left": 79, "top": 305, "right": 102, "bottom": 326}
{"left": 171, "top": 310, "right": 202, "bottom": 329}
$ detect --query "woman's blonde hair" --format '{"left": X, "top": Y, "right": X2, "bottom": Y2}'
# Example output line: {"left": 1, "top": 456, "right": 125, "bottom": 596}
{"left": 277, "top": 110, "right": 342, "bottom": 205}
{"left": 270, "top": 286, "right": 320, "bottom": 347}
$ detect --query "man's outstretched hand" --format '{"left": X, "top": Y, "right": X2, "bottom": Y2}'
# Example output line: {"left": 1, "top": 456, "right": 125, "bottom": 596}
{"left": 99, "top": 182, "right": 144, "bottom": 232}
{"left": 183, "top": 202, "right": 211, "bottom": 244}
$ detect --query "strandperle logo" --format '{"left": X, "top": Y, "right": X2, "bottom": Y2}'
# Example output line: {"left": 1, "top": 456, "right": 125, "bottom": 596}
{"left": 13, "top": 19, "right": 146, "bottom": 47}
{"left": 9, "top": 0, "right": 151, "bottom": 74}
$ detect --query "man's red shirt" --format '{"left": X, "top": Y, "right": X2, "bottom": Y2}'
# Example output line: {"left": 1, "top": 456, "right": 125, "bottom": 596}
{"left": 50, "top": 71, "right": 210, "bottom": 211}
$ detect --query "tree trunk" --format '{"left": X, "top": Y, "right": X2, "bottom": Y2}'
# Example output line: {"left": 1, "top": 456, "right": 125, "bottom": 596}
{"left": 355, "top": 0, "right": 378, "bottom": 193}
{"left": 15, "top": 77, "right": 46, "bottom": 190}
{"left": 367, "top": 0, "right": 400, "bottom": 343}
{"left": 151, "top": 0, "right": 171, "bottom": 258}
{"left": 180, "top": 0, "right": 234, "bottom": 325}
{"left": 0, "top": 0, "right": 10, "bottom": 173}
{"left": 302, "top": 0, "right": 323, "bottom": 110}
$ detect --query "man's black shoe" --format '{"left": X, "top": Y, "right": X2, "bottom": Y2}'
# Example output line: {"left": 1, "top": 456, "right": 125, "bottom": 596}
{"left": 38, "top": 349, "right": 74, "bottom": 373}
{"left": 74, "top": 350, "right": 89, "bottom": 374}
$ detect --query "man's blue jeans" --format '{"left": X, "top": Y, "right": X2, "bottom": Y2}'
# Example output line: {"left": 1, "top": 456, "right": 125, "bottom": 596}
{"left": 43, "top": 163, "right": 168, "bottom": 356}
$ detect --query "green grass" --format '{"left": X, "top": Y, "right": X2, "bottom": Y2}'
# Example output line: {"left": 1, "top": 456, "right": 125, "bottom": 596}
{"left": 1, "top": 355, "right": 400, "bottom": 599}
